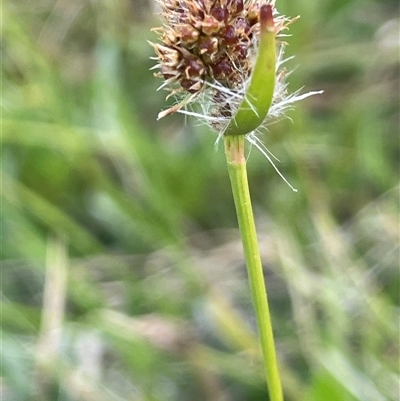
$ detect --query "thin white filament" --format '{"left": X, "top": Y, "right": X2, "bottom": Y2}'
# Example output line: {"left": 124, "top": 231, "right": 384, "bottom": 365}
{"left": 246, "top": 134, "right": 298, "bottom": 192}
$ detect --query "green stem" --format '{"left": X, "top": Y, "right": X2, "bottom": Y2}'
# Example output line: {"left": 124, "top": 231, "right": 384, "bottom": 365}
{"left": 224, "top": 135, "right": 283, "bottom": 401}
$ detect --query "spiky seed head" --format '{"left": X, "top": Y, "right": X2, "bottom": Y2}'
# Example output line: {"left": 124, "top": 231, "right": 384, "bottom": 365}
{"left": 152, "top": 1, "right": 287, "bottom": 114}
{"left": 151, "top": 0, "right": 321, "bottom": 140}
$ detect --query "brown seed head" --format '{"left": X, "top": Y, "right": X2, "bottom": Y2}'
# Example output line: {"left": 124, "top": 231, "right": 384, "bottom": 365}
{"left": 152, "top": 0, "right": 295, "bottom": 118}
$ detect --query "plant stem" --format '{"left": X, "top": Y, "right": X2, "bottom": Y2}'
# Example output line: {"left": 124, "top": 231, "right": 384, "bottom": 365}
{"left": 224, "top": 135, "right": 283, "bottom": 401}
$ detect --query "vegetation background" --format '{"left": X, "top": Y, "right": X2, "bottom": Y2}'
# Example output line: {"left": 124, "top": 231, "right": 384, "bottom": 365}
{"left": 2, "top": 0, "right": 399, "bottom": 400}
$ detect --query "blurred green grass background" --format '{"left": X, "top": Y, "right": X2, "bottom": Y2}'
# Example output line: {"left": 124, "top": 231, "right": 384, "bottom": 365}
{"left": 2, "top": 0, "right": 399, "bottom": 400}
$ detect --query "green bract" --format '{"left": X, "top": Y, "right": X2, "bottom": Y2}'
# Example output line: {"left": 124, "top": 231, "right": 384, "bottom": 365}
{"left": 224, "top": 5, "right": 276, "bottom": 136}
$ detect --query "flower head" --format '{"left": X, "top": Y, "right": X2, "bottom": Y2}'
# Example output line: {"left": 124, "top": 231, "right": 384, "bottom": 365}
{"left": 151, "top": 0, "right": 322, "bottom": 165}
